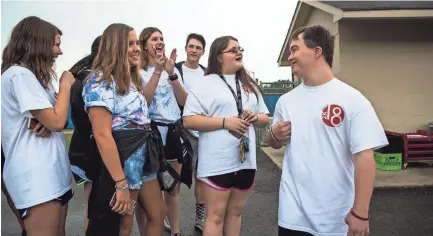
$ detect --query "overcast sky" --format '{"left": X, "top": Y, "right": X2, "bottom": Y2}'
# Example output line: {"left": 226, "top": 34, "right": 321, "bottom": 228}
{"left": 1, "top": 0, "right": 295, "bottom": 83}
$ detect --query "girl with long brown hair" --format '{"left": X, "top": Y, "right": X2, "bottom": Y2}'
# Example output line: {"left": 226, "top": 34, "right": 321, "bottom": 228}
{"left": 182, "top": 36, "right": 270, "bottom": 236}
{"left": 1, "top": 16, "right": 75, "bottom": 236}
{"left": 135, "top": 27, "right": 191, "bottom": 236}
{"left": 82, "top": 23, "right": 165, "bottom": 236}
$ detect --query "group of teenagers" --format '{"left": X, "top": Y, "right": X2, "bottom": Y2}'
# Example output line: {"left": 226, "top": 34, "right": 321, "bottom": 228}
{"left": 1, "top": 15, "right": 389, "bottom": 236}
{"left": 1, "top": 15, "right": 270, "bottom": 236}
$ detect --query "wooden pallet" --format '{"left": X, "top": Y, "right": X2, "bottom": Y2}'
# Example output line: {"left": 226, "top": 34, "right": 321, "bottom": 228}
{"left": 385, "top": 130, "right": 433, "bottom": 167}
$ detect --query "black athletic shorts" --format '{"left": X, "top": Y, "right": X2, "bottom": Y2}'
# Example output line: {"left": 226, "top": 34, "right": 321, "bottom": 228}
{"left": 198, "top": 169, "right": 256, "bottom": 191}
{"left": 278, "top": 226, "right": 314, "bottom": 236}
{"left": 17, "top": 189, "right": 74, "bottom": 219}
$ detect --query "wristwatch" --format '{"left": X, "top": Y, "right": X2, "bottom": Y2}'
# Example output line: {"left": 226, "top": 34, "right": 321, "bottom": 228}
{"left": 168, "top": 73, "right": 178, "bottom": 81}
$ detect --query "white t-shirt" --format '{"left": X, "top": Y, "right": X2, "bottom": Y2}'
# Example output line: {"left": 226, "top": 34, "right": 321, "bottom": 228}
{"left": 140, "top": 67, "right": 184, "bottom": 144}
{"left": 273, "top": 78, "right": 388, "bottom": 235}
{"left": 1, "top": 66, "right": 73, "bottom": 209}
{"left": 181, "top": 64, "right": 205, "bottom": 138}
{"left": 183, "top": 74, "right": 269, "bottom": 177}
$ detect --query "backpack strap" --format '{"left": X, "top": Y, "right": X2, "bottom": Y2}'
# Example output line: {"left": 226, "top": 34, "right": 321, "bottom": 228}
{"left": 175, "top": 61, "right": 184, "bottom": 82}
{"left": 175, "top": 62, "right": 207, "bottom": 82}
{"left": 199, "top": 64, "right": 207, "bottom": 73}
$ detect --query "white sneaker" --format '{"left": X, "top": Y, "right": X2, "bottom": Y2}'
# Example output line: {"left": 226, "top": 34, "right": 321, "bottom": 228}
{"left": 194, "top": 217, "right": 204, "bottom": 232}
{"left": 164, "top": 216, "right": 171, "bottom": 232}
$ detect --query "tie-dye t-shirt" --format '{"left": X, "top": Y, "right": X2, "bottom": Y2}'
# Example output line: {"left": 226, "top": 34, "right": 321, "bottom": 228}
{"left": 83, "top": 73, "right": 150, "bottom": 130}
{"left": 140, "top": 67, "right": 184, "bottom": 124}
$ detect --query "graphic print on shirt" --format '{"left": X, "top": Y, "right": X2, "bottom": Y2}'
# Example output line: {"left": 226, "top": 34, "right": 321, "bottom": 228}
{"left": 149, "top": 83, "right": 176, "bottom": 115}
{"left": 321, "top": 104, "right": 345, "bottom": 127}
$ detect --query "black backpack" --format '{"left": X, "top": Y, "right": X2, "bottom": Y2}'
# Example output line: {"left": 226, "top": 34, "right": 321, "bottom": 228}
{"left": 174, "top": 61, "right": 206, "bottom": 115}
{"left": 68, "top": 68, "right": 94, "bottom": 171}
{"left": 70, "top": 68, "right": 93, "bottom": 134}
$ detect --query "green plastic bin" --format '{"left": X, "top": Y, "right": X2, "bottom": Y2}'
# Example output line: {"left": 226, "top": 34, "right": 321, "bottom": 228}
{"left": 374, "top": 152, "right": 402, "bottom": 171}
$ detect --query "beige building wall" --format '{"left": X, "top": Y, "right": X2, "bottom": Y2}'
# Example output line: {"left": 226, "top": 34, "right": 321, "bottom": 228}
{"left": 305, "top": 8, "right": 341, "bottom": 77}
{"left": 339, "top": 19, "right": 433, "bottom": 132}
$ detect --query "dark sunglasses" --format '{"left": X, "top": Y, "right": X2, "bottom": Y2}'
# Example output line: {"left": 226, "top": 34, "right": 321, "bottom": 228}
{"left": 221, "top": 46, "right": 244, "bottom": 54}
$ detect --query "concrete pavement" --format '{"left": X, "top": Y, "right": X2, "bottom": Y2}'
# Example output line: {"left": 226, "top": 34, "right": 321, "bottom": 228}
{"left": 261, "top": 146, "right": 433, "bottom": 235}
{"left": 261, "top": 146, "right": 433, "bottom": 188}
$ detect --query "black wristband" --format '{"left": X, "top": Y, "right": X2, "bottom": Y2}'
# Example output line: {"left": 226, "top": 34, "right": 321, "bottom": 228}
{"left": 168, "top": 73, "right": 178, "bottom": 81}
{"left": 222, "top": 118, "right": 225, "bottom": 129}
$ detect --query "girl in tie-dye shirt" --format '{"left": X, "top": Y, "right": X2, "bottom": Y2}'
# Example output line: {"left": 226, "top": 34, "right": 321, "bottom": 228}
{"left": 137, "top": 27, "right": 188, "bottom": 236}
{"left": 82, "top": 23, "right": 165, "bottom": 236}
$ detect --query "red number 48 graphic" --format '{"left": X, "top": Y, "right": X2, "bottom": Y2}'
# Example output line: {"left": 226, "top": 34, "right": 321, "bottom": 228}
{"left": 322, "top": 104, "right": 345, "bottom": 127}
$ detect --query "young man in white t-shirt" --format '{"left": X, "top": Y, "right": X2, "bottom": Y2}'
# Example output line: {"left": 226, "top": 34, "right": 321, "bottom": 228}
{"left": 265, "top": 25, "right": 388, "bottom": 236}
{"left": 175, "top": 33, "right": 207, "bottom": 231}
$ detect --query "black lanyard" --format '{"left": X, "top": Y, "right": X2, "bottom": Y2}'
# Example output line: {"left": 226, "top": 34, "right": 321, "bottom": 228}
{"left": 219, "top": 75, "right": 243, "bottom": 117}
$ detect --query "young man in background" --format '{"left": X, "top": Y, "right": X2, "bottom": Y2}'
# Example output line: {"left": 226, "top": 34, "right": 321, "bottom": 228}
{"left": 175, "top": 33, "right": 207, "bottom": 232}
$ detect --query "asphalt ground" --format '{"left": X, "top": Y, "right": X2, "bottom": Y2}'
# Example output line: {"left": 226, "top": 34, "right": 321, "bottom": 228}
{"left": 2, "top": 149, "right": 432, "bottom": 235}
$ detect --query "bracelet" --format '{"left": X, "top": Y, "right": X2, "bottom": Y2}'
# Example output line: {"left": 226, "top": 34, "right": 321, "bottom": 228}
{"left": 115, "top": 178, "right": 126, "bottom": 184}
{"left": 269, "top": 126, "right": 279, "bottom": 141}
{"left": 350, "top": 208, "right": 370, "bottom": 221}
{"left": 222, "top": 118, "right": 226, "bottom": 129}
{"left": 153, "top": 71, "right": 162, "bottom": 76}
{"left": 115, "top": 184, "right": 129, "bottom": 190}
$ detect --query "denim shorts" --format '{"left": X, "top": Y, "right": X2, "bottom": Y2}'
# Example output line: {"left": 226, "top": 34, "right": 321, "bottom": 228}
{"left": 123, "top": 142, "right": 157, "bottom": 189}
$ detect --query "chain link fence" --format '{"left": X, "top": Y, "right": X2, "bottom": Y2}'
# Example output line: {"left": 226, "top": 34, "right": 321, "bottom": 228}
{"left": 255, "top": 118, "right": 272, "bottom": 147}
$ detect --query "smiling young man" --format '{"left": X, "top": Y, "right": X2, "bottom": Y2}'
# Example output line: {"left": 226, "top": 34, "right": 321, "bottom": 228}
{"left": 175, "top": 33, "right": 207, "bottom": 232}
{"left": 265, "top": 25, "right": 388, "bottom": 236}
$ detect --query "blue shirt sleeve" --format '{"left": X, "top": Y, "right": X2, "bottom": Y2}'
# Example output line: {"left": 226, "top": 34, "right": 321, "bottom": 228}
{"left": 82, "top": 74, "right": 115, "bottom": 113}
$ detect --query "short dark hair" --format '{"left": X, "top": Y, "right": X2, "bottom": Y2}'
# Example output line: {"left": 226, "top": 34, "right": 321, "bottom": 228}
{"left": 290, "top": 25, "right": 334, "bottom": 68}
{"left": 185, "top": 33, "right": 206, "bottom": 49}
{"left": 69, "top": 36, "right": 101, "bottom": 76}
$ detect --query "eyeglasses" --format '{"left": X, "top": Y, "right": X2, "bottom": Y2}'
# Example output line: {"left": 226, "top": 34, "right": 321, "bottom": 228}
{"left": 221, "top": 46, "right": 244, "bottom": 54}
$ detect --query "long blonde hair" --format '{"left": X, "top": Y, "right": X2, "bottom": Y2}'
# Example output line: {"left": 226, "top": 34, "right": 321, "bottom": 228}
{"left": 91, "top": 23, "right": 143, "bottom": 95}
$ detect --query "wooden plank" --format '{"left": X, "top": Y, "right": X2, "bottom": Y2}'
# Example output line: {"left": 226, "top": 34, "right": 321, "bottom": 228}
{"left": 408, "top": 144, "right": 433, "bottom": 148}
{"left": 408, "top": 150, "right": 433, "bottom": 155}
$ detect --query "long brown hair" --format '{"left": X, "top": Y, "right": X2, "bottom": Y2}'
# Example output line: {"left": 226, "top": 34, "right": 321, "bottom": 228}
{"left": 206, "top": 36, "right": 262, "bottom": 99}
{"left": 1, "top": 16, "right": 62, "bottom": 88}
{"left": 91, "top": 23, "right": 142, "bottom": 95}
{"left": 139, "top": 27, "right": 162, "bottom": 71}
